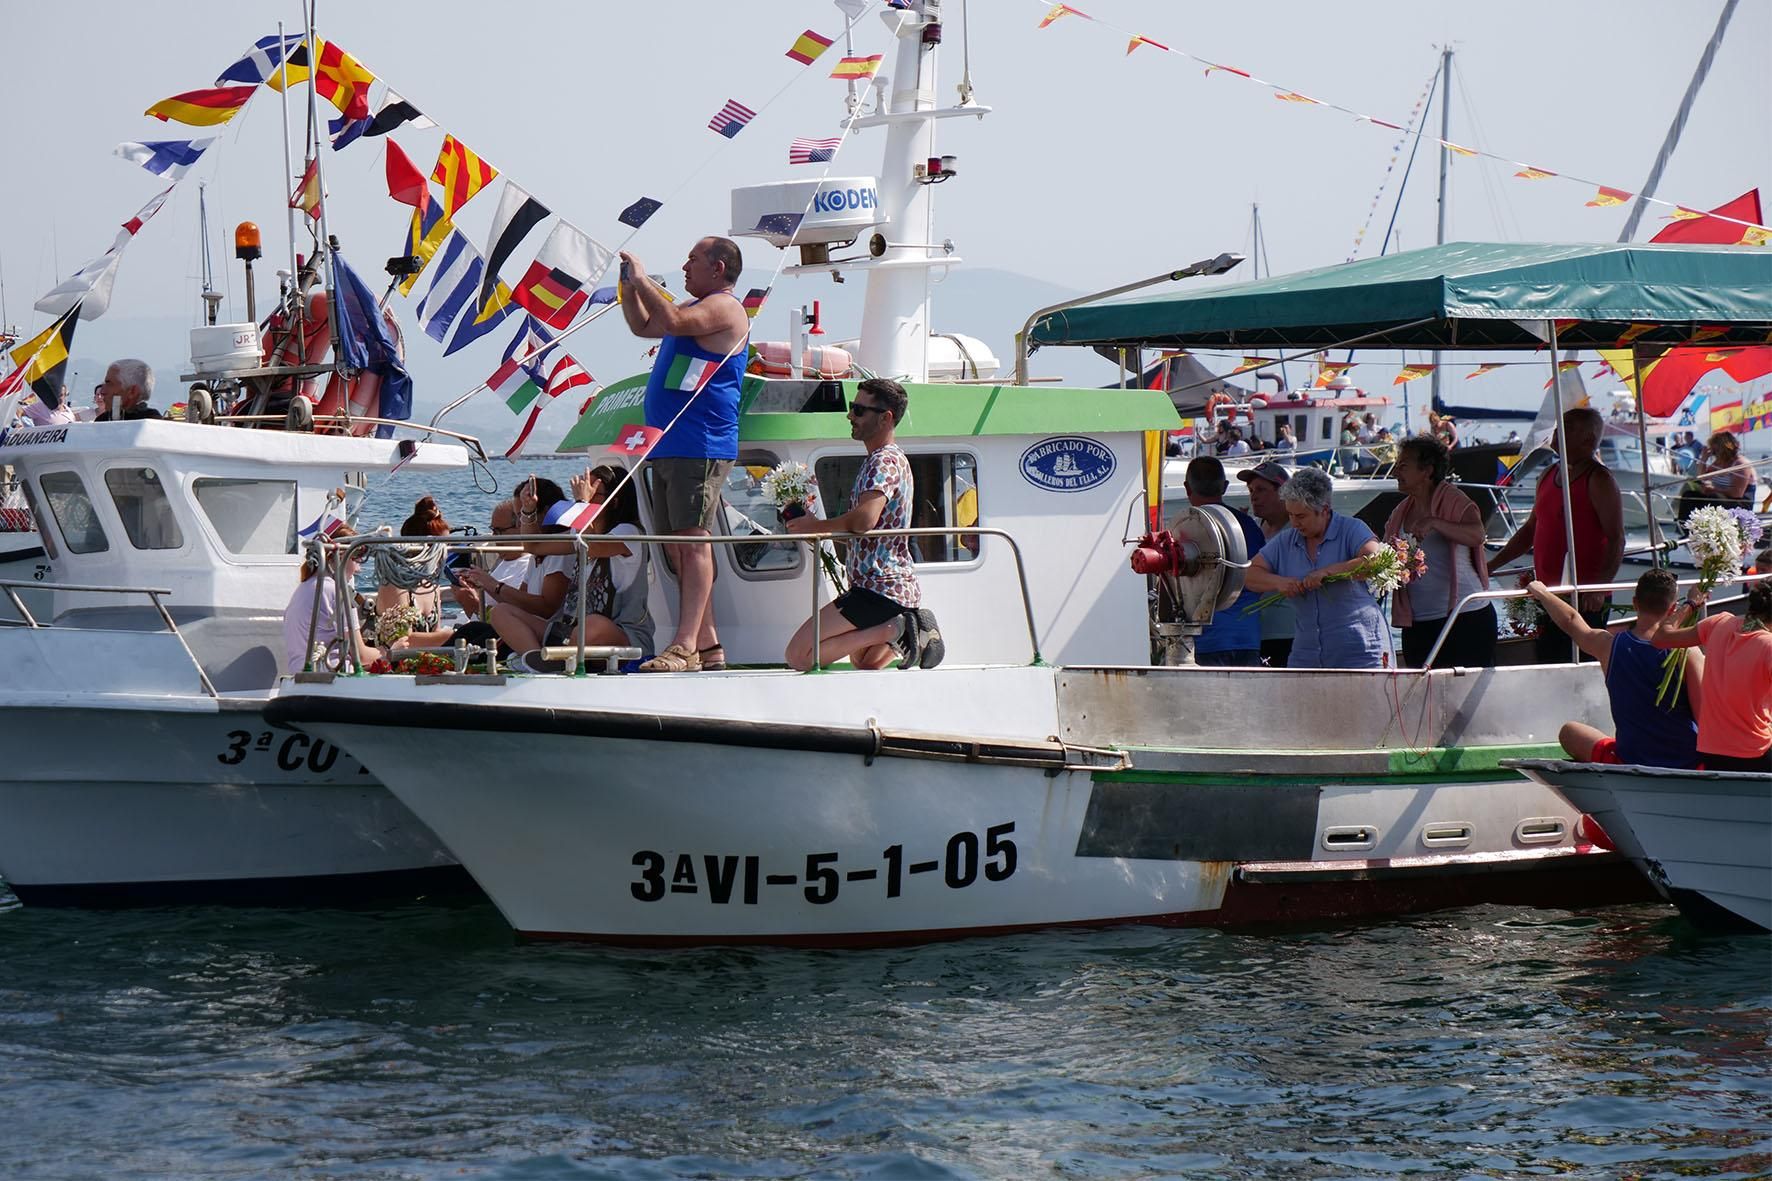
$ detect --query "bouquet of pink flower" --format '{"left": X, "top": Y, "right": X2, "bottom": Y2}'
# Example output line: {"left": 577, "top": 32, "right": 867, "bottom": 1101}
{"left": 1245, "top": 533, "right": 1427, "bottom": 615}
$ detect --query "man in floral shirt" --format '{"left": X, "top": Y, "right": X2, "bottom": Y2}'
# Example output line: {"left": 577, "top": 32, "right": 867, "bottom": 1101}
{"left": 784, "top": 378, "right": 943, "bottom": 670}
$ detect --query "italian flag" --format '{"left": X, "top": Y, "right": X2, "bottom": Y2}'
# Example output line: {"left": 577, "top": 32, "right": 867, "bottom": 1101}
{"left": 665, "top": 353, "right": 716, "bottom": 393}
{"left": 490, "top": 355, "right": 542, "bottom": 412}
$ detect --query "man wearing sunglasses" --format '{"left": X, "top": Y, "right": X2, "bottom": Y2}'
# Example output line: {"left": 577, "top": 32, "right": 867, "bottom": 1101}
{"left": 783, "top": 378, "right": 943, "bottom": 671}
{"left": 450, "top": 497, "right": 530, "bottom": 618}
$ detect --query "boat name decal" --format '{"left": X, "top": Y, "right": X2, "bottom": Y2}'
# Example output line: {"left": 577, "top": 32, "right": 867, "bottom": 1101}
{"left": 217, "top": 729, "right": 369, "bottom": 776}
{"left": 1019, "top": 436, "right": 1116, "bottom": 493}
{"left": 0, "top": 426, "right": 69, "bottom": 449}
{"left": 595, "top": 386, "right": 647, "bottom": 417}
{"left": 812, "top": 186, "right": 878, "bottom": 214}
{"left": 630, "top": 822, "right": 1017, "bottom": 905}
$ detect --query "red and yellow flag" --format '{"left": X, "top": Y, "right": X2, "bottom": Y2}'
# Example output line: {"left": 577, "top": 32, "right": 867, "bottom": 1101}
{"left": 289, "top": 158, "right": 323, "bottom": 222}
{"left": 830, "top": 55, "right": 883, "bottom": 80}
{"left": 1692, "top": 325, "right": 1728, "bottom": 342}
{"left": 1314, "top": 361, "right": 1354, "bottom": 387}
{"left": 1275, "top": 91, "right": 1319, "bottom": 104}
{"left": 1616, "top": 322, "right": 1656, "bottom": 347}
{"left": 430, "top": 135, "right": 497, "bottom": 220}
{"left": 1542, "top": 359, "right": 1582, "bottom": 389}
{"left": 1743, "top": 225, "right": 1771, "bottom": 246}
{"left": 1393, "top": 364, "right": 1434, "bottom": 385}
{"left": 1038, "top": 4, "right": 1084, "bottom": 27}
{"left": 1465, "top": 363, "right": 1504, "bottom": 380}
{"left": 145, "top": 86, "right": 254, "bottom": 127}
{"left": 1203, "top": 63, "right": 1250, "bottom": 78}
{"left": 1442, "top": 141, "right": 1478, "bottom": 158}
{"left": 1126, "top": 34, "right": 1168, "bottom": 54}
{"left": 786, "top": 30, "right": 834, "bottom": 64}
{"left": 1230, "top": 356, "right": 1272, "bottom": 375}
{"left": 313, "top": 40, "right": 374, "bottom": 121}
{"left": 1650, "top": 190, "right": 1763, "bottom": 245}
{"left": 1586, "top": 186, "right": 1632, "bottom": 207}
{"left": 1513, "top": 166, "right": 1556, "bottom": 180}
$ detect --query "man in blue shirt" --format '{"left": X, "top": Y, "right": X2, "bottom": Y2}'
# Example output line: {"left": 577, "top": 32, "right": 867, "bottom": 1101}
{"left": 1183, "top": 456, "right": 1266, "bottom": 667}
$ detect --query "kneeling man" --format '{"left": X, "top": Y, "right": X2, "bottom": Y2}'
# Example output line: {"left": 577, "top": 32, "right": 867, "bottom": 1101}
{"left": 785, "top": 378, "right": 941, "bottom": 671}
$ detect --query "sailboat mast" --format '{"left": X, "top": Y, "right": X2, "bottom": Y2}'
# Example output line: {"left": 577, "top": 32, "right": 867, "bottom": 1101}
{"left": 1617, "top": 0, "right": 1738, "bottom": 241}
{"left": 1428, "top": 44, "right": 1452, "bottom": 433}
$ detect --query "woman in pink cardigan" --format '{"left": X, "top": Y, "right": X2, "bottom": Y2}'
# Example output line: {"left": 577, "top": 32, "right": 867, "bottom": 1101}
{"left": 1385, "top": 434, "right": 1496, "bottom": 668}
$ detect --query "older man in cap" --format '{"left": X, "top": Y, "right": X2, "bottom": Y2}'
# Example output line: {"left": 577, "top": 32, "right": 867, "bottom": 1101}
{"left": 1184, "top": 455, "right": 1267, "bottom": 666}
{"left": 1237, "top": 460, "right": 1295, "bottom": 666}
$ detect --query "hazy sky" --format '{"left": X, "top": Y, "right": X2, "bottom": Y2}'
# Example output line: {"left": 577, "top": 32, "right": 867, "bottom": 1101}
{"left": 3, "top": 0, "right": 1767, "bottom": 444}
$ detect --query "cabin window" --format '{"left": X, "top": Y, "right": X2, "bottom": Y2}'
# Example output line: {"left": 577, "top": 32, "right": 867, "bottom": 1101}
{"left": 104, "top": 467, "right": 185, "bottom": 551}
{"left": 720, "top": 451, "right": 805, "bottom": 578}
{"left": 814, "top": 452, "right": 981, "bottom": 564}
{"left": 1321, "top": 416, "right": 1335, "bottom": 442}
{"left": 37, "top": 471, "right": 110, "bottom": 554}
{"left": 194, "top": 478, "right": 298, "bottom": 555}
{"left": 16, "top": 480, "right": 57, "bottom": 560}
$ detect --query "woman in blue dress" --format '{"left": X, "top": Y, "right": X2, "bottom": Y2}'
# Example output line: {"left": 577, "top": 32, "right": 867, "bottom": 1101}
{"left": 1242, "top": 468, "right": 1388, "bottom": 669}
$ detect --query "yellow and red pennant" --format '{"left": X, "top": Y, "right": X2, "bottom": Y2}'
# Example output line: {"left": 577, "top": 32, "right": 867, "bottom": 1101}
{"left": 1275, "top": 91, "right": 1319, "bottom": 105}
{"left": 1617, "top": 322, "right": 1656, "bottom": 347}
{"left": 1038, "top": 4, "right": 1085, "bottom": 27}
{"left": 1229, "top": 356, "right": 1273, "bottom": 375}
{"left": 1465, "top": 363, "right": 1504, "bottom": 380}
{"left": 1314, "top": 360, "right": 1355, "bottom": 387}
{"left": 1442, "top": 141, "right": 1478, "bottom": 158}
{"left": 1741, "top": 226, "right": 1770, "bottom": 246}
{"left": 1586, "top": 186, "right": 1632, "bottom": 208}
{"left": 1513, "top": 166, "right": 1556, "bottom": 180}
{"left": 1126, "top": 34, "right": 1168, "bottom": 54}
{"left": 1393, "top": 364, "right": 1434, "bottom": 385}
{"left": 1542, "top": 359, "right": 1582, "bottom": 389}
{"left": 1203, "top": 63, "right": 1250, "bottom": 78}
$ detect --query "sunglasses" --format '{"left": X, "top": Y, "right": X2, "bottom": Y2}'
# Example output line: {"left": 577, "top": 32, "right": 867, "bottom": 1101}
{"left": 847, "top": 402, "right": 887, "bottom": 418}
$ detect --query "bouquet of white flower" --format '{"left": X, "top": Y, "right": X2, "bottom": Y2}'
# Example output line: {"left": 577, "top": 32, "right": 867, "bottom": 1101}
{"left": 1502, "top": 572, "right": 1545, "bottom": 639}
{"left": 1656, "top": 505, "right": 1767, "bottom": 705}
{"left": 761, "top": 461, "right": 846, "bottom": 592}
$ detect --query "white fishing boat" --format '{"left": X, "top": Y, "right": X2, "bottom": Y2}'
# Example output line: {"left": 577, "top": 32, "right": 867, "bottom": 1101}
{"left": 1510, "top": 759, "right": 1772, "bottom": 932}
{"left": 256, "top": 0, "right": 1744, "bottom": 947}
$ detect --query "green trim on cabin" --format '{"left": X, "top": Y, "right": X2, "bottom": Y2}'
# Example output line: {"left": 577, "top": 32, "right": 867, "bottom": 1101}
{"left": 557, "top": 374, "right": 1180, "bottom": 452}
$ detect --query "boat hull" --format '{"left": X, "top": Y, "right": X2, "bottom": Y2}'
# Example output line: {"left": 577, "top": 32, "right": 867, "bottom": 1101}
{"left": 271, "top": 665, "right": 1646, "bottom": 945}
{"left": 1513, "top": 760, "right": 1772, "bottom": 932}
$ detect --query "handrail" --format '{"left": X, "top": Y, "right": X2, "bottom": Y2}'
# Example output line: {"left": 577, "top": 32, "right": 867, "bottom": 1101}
{"left": 316, "top": 525, "right": 1042, "bottom": 677}
{"left": 1418, "top": 570, "right": 1772, "bottom": 671}
{"left": 211, "top": 415, "right": 490, "bottom": 463}
{"left": 0, "top": 578, "right": 218, "bottom": 698}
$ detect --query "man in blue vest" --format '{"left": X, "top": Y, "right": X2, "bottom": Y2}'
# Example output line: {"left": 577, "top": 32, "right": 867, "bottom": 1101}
{"left": 618, "top": 238, "right": 750, "bottom": 672}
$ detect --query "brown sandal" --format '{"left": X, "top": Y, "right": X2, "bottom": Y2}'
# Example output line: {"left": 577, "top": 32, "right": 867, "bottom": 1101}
{"left": 698, "top": 645, "right": 727, "bottom": 671}
{"left": 637, "top": 643, "right": 701, "bottom": 673}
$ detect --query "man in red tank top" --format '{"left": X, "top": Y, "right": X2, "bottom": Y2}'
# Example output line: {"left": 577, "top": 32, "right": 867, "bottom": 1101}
{"left": 1492, "top": 407, "right": 1624, "bottom": 663}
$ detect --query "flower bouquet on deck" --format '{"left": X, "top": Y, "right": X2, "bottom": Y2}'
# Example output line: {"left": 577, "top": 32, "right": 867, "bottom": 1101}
{"left": 1502, "top": 571, "right": 1545, "bottom": 639}
{"left": 1243, "top": 533, "right": 1427, "bottom": 615}
{"left": 761, "top": 460, "right": 847, "bottom": 593}
{"left": 1656, "top": 505, "right": 1765, "bottom": 704}
{"left": 374, "top": 603, "right": 424, "bottom": 649}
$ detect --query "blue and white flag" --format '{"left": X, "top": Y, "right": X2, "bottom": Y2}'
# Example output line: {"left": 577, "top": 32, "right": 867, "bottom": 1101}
{"left": 215, "top": 33, "right": 305, "bottom": 85}
{"left": 415, "top": 230, "right": 484, "bottom": 345}
{"left": 113, "top": 138, "right": 214, "bottom": 181}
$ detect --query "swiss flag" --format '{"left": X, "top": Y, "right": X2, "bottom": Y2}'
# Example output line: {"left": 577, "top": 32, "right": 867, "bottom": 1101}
{"left": 608, "top": 422, "right": 663, "bottom": 456}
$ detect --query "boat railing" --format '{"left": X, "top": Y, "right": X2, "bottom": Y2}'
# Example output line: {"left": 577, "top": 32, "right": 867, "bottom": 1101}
{"left": 212, "top": 415, "right": 490, "bottom": 461}
{"left": 0, "top": 578, "right": 218, "bottom": 698}
{"left": 1420, "top": 570, "right": 1772, "bottom": 671}
{"left": 313, "top": 524, "right": 1042, "bottom": 677}
{"left": 0, "top": 481, "right": 34, "bottom": 533}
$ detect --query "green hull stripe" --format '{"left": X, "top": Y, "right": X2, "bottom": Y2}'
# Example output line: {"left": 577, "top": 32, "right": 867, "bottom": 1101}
{"left": 1096, "top": 743, "right": 1562, "bottom": 787}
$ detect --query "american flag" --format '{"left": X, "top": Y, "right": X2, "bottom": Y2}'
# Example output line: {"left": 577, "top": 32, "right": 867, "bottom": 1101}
{"left": 707, "top": 99, "right": 757, "bottom": 139}
{"left": 789, "top": 136, "right": 842, "bottom": 165}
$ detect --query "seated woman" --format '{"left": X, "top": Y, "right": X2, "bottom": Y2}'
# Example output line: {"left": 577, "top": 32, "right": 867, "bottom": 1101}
{"left": 282, "top": 525, "right": 388, "bottom": 673}
{"left": 459, "top": 478, "right": 575, "bottom": 654}
{"left": 1243, "top": 467, "right": 1387, "bottom": 669}
{"left": 1676, "top": 430, "right": 1754, "bottom": 523}
{"left": 1385, "top": 434, "right": 1495, "bottom": 669}
{"left": 373, "top": 495, "right": 456, "bottom": 649}
{"left": 1652, "top": 581, "right": 1772, "bottom": 772}
{"left": 549, "top": 465, "right": 656, "bottom": 659}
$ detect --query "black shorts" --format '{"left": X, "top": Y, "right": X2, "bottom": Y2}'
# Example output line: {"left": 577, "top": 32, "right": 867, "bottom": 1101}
{"left": 834, "top": 586, "right": 910, "bottom": 631}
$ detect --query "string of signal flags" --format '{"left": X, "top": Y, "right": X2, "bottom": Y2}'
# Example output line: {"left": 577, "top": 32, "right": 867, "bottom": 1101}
{"left": 84, "top": 6, "right": 891, "bottom": 453}
{"left": 1031, "top": 1, "right": 1772, "bottom": 245}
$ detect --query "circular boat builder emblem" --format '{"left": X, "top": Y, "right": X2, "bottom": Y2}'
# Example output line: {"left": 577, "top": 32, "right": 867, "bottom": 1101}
{"left": 1019, "top": 436, "right": 1116, "bottom": 492}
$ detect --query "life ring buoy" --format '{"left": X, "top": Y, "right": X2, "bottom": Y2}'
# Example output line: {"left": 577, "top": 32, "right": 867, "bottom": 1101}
{"left": 1204, "top": 392, "right": 1237, "bottom": 424}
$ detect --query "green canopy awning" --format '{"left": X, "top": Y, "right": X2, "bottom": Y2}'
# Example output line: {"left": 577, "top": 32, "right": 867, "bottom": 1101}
{"left": 1028, "top": 241, "right": 1772, "bottom": 352}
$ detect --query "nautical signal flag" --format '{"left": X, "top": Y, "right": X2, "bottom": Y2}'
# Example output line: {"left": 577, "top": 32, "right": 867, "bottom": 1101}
{"left": 35, "top": 186, "right": 173, "bottom": 321}
{"left": 479, "top": 182, "right": 551, "bottom": 316}
{"left": 789, "top": 136, "right": 842, "bottom": 165}
{"left": 1039, "top": 5, "right": 1085, "bottom": 28}
{"left": 145, "top": 86, "right": 255, "bottom": 127}
{"left": 443, "top": 279, "right": 515, "bottom": 355}
{"left": 431, "top": 135, "right": 498, "bottom": 220}
{"left": 399, "top": 199, "right": 450, "bottom": 295}
{"left": 1649, "top": 189, "right": 1765, "bottom": 246}
{"left": 384, "top": 139, "right": 431, "bottom": 210}
{"left": 1586, "top": 186, "right": 1632, "bottom": 207}
{"left": 786, "top": 29, "right": 834, "bottom": 64}
{"left": 361, "top": 90, "right": 434, "bottom": 140}
{"left": 113, "top": 138, "right": 214, "bottom": 181}
{"left": 829, "top": 55, "right": 882, "bottom": 80}
{"left": 609, "top": 423, "right": 664, "bottom": 457}
{"left": 547, "top": 355, "right": 592, "bottom": 398}
{"left": 289, "top": 158, "right": 323, "bottom": 222}
{"left": 9, "top": 304, "right": 82, "bottom": 406}
{"left": 312, "top": 40, "right": 375, "bottom": 121}
{"left": 1393, "top": 364, "right": 1434, "bottom": 385}
{"left": 216, "top": 32, "right": 305, "bottom": 85}
{"left": 1465, "top": 363, "right": 1504, "bottom": 380}
{"left": 618, "top": 197, "right": 662, "bottom": 229}
{"left": 742, "top": 288, "right": 769, "bottom": 319}
{"left": 513, "top": 221, "right": 615, "bottom": 330}
{"left": 489, "top": 322, "right": 552, "bottom": 414}
{"left": 708, "top": 99, "right": 757, "bottom": 138}
{"left": 415, "top": 230, "right": 486, "bottom": 345}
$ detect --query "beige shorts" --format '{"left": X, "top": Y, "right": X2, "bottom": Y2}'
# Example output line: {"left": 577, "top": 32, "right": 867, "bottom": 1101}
{"left": 649, "top": 457, "right": 733, "bottom": 533}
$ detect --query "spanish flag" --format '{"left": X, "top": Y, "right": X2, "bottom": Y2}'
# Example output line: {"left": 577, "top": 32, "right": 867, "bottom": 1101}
{"left": 829, "top": 55, "right": 882, "bottom": 80}
{"left": 1230, "top": 356, "right": 1272, "bottom": 375}
{"left": 1586, "top": 186, "right": 1631, "bottom": 207}
{"left": 1513, "top": 166, "right": 1555, "bottom": 180}
{"left": 1599, "top": 345, "right": 1772, "bottom": 417}
{"left": 1125, "top": 34, "right": 1168, "bottom": 54}
{"left": 1039, "top": 4, "right": 1084, "bottom": 28}
{"left": 785, "top": 30, "right": 833, "bottom": 64}
{"left": 1442, "top": 141, "right": 1478, "bottom": 158}
{"left": 145, "top": 86, "right": 254, "bottom": 127}
{"left": 1465, "top": 363, "right": 1504, "bottom": 380}
{"left": 1650, "top": 190, "right": 1763, "bottom": 245}
{"left": 289, "top": 158, "right": 323, "bottom": 222}
{"left": 1541, "top": 360, "right": 1582, "bottom": 389}
{"left": 1393, "top": 363, "right": 1434, "bottom": 385}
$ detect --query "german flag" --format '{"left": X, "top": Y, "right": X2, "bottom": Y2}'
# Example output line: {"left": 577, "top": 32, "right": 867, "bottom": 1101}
{"left": 742, "top": 288, "right": 769, "bottom": 319}
{"left": 430, "top": 135, "right": 497, "bottom": 220}
{"left": 513, "top": 263, "right": 587, "bottom": 329}
{"left": 145, "top": 86, "right": 254, "bottom": 127}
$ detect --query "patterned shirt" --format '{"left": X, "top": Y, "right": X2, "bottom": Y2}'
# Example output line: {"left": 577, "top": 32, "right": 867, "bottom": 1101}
{"left": 846, "top": 443, "right": 921, "bottom": 607}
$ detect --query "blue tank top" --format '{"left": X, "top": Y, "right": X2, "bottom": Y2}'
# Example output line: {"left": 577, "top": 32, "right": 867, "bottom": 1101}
{"left": 642, "top": 295, "right": 746, "bottom": 461}
{"left": 1607, "top": 630, "right": 1699, "bottom": 768}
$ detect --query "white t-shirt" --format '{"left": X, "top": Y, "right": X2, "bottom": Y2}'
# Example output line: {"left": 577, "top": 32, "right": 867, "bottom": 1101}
{"left": 283, "top": 576, "right": 342, "bottom": 674}
{"left": 604, "top": 523, "right": 642, "bottom": 593}
{"left": 490, "top": 554, "right": 531, "bottom": 589}
{"left": 524, "top": 553, "right": 574, "bottom": 597}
